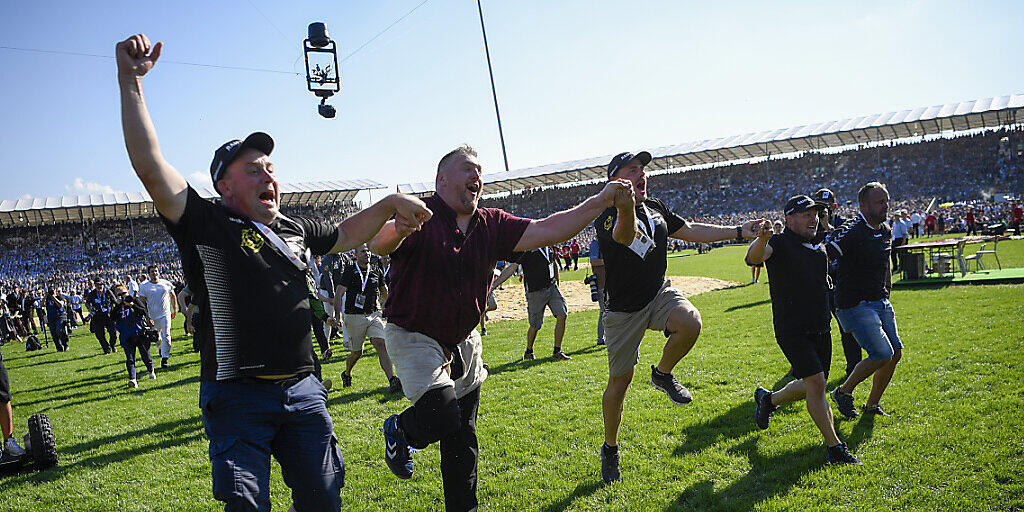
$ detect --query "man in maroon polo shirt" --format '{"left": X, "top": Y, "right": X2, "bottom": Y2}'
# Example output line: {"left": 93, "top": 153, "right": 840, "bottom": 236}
{"left": 369, "top": 144, "right": 633, "bottom": 512}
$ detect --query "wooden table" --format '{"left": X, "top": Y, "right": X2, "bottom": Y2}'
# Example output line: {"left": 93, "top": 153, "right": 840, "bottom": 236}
{"left": 896, "top": 236, "right": 990, "bottom": 279}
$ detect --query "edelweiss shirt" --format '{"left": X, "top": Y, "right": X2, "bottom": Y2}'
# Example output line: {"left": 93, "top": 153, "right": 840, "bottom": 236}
{"left": 594, "top": 198, "right": 687, "bottom": 313}
{"left": 161, "top": 186, "right": 338, "bottom": 381}
{"left": 825, "top": 213, "right": 892, "bottom": 309}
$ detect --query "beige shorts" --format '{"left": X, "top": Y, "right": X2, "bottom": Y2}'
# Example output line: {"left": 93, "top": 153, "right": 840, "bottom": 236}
{"left": 604, "top": 280, "right": 691, "bottom": 377}
{"left": 486, "top": 291, "right": 497, "bottom": 311}
{"left": 526, "top": 284, "right": 568, "bottom": 330}
{"left": 384, "top": 323, "right": 486, "bottom": 404}
{"left": 342, "top": 312, "right": 386, "bottom": 351}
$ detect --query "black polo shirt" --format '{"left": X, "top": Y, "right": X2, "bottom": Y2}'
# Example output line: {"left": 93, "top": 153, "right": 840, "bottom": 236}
{"left": 162, "top": 186, "right": 339, "bottom": 381}
{"left": 337, "top": 262, "right": 385, "bottom": 315}
{"left": 513, "top": 248, "right": 557, "bottom": 293}
{"left": 764, "top": 229, "right": 831, "bottom": 336}
{"left": 84, "top": 288, "right": 115, "bottom": 316}
{"left": 826, "top": 213, "right": 892, "bottom": 309}
{"left": 594, "top": 198, "right": 687, "bottom": 313}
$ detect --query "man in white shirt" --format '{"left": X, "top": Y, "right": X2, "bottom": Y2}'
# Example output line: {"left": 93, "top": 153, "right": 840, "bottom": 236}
{"left": 127, "top": 274, "right": 140, "bottom": 298}
{"left": 890, "top": 210, "right": 909, "bottom": 272}
{"left": 138, "top": 264, "right": 177, "bottom": 369}
{"left": 909, "top": 211, "right": 922, "bottom": 239}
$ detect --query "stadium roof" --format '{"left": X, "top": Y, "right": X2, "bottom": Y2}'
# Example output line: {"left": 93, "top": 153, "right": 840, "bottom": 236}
{"left": 0, "top": 179, "right": 386, "bottom": 228}
{"left": 398, "top": 93, "right": 1024, "bottom": 197}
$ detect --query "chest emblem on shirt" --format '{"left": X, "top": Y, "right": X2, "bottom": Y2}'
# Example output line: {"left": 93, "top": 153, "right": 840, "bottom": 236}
{"left": 240, "top": 228, "right": 264, "bottom": 253}
{"left": 604, "top": 216, "right": 613, "bottom": 230}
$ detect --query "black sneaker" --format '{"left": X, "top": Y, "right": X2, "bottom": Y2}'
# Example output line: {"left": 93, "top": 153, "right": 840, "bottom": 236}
{"left": 341, "top": 371, "right": 352, "bottom": 388}
{"left": 523, "top": 350, "right": 535, "bottom": 360}
{"left": 826, "top": 442, "right": 862, "bottom": 465}
{"left": 480, "top": 327, "right": 487, "bottom": 336}
{"left": 596, "top": 339, "right": 605, "bottom": 346}
{"left": 600, "top": 444, "right": 620, "bottom": 483}
{"left": 552, "top": 350, "right": 572, "bottom": 361}
{"left": 388, "top": 375, "right": 403, "bottom": 394}
{"left": 863, "top": 404, "right": 890, "bottom": 416}
{"left": 382, "top": 414, "right": 414, "bottom": 479}
{"left": 650, "top": 366, "right": 692, "bottom": 405}
{"left": 161, "top": 357, "right": 169, "bottom": 369}
{"left": 754, "top": 387, "right": 777, "bottom": 430}
{"left": 830, "top": 387, "right": 859, "bottom": 419}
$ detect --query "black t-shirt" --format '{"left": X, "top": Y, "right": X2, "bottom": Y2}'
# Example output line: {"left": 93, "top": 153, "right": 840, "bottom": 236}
{"left": 825, "top": 213, "right": 892, "bottom": 309}
{"left": 84, "top": 288, "right": 115, "bottom": 315}
{"left": 764, "top": 229, "right": 831, "bottom": 336}
{"left": 337, "top": 262, "right": 385, "bottom": 315}
{"left": 595, "top": 198, "right": 688, "bottom": 312}
{"left": 513, "top": 248, "right": 557, "bottom": 293}
{"left": 161, "top": 186, "right": 338, "bottom": 381}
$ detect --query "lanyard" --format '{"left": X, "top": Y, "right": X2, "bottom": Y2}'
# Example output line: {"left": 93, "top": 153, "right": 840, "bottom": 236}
{"left": 354, "top": 263, "right": 371, "bottom": 292}
{"left": 638, "top": 204, "right": 656, "bottom": 237}
{"left": 252, "top": 218, "right": 308, "bottom": 271}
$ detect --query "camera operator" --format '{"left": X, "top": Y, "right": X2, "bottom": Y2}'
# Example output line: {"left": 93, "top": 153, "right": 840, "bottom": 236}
{"left": 45, "top": 286, "right": 70, "bottom": 352}
{"left": 588, "top": 237, "right": 607, "bottom": 345}
{"left": 84, "top": 279, "right": 118, "bottom": 354}
{"left": 111, "top": 284, "right": 156, "bottom": 389}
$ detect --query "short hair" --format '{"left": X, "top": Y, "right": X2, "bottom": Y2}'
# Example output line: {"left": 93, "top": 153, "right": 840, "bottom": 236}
{"left": 858, "top": 182, "right": 888, "bottom": 204}
{"left": 147, "top": 264, "right": 158, "bottom": 272}
{"left": 437, "top": 144, "right": 478, "bottom": 173}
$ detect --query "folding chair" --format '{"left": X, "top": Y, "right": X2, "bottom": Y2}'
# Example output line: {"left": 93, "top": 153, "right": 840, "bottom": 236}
{"left": 962, "top": 239, "right": 983, "bottom": 273}
{"left": 974, "top": 237, "right": 1001, "bottom": 270}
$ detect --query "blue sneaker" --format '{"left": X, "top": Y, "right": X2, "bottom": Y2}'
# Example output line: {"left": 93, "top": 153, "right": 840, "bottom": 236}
{"left": 382, "top": 414, "right": 413, "bottom": 479}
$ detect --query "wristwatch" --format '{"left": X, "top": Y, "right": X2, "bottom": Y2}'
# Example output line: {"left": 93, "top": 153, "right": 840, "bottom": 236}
{"left": 735, "top": 225, "right": 743, "bottom": 240}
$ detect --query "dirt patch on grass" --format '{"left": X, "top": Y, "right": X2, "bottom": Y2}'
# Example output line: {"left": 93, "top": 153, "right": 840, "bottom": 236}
{"left": 487, "top": 276, "right": 740, "bottom": 323}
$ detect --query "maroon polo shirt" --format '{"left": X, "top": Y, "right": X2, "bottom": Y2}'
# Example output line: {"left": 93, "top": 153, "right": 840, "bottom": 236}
{"left": 383, "top": 194, "right": 532, "bottom": 348}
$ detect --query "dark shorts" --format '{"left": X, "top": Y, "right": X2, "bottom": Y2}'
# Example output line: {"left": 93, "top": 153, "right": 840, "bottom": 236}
{"left": 0, "top": 351, "right": 10, "bottom": 403}
{"left": 776, "top": 331, "right": 832, "bottom": 380}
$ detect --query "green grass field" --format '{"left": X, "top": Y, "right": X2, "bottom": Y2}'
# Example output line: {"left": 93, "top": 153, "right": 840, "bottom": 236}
{"left": 3, "top": 238, "right": 1023, "bottom": 511}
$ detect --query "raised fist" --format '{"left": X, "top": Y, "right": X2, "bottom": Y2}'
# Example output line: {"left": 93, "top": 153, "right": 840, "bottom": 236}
{"left": 116, "top": 33, "right": 162, "bottom": 79}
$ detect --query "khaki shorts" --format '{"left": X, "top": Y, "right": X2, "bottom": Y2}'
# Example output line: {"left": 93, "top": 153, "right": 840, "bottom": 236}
{"left": 526, "top": 284, "right": 568, "bottom": 330}
{"left": 384, "top": 323, "right": 486, "bottom": 404}
{"left": 342, "top": 312, "right": 386, "bottom": 351}
{"left": 486, "top": 291, "right": 497, "bottom": 310}
{"left": 604, "top": 280, "right": 691, "bottom": 377}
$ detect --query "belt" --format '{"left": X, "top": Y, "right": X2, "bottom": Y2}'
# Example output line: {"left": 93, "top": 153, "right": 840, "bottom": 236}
{"left": 236, "top": 373, "right": 310, "bottom": 387}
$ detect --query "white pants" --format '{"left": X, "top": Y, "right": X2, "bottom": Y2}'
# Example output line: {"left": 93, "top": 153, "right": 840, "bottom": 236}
{"left": 152, "top": 315, "right": 172, "bottom": 359}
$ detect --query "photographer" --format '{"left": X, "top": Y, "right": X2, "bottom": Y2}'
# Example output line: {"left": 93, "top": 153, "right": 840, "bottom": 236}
{"left": 44, "top": 287, "right": 70, "bottom": 352}
{"left": 84, "top": 279, "right": 118, "bottom": 354}
{"left": 111, "top": 284, "right": 156, "bottom": 389}
{"left": 493, "top": 247, "right": 572, "bottom": 361}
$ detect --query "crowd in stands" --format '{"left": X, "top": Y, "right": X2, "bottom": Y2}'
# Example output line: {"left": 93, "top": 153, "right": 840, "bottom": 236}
{"left": 1, "top": 129, "right": 1021, "bottom": 296}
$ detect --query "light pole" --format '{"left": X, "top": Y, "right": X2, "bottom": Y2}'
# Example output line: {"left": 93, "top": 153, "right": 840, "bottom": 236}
{"left": 476, "top": 0, "right": 510, "bottom": 175}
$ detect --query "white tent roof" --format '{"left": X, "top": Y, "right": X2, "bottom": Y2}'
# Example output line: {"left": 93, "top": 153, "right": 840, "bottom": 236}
{"left": 398, "top": 93, "right": 1024, "bottom": 197}
{"left": 0, "top": 179, "right": 386, "bottom": 228}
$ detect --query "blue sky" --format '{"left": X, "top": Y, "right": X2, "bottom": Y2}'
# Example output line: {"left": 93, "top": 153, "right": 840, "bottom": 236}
{"left": 1, "top": 0, "right": 1022, "bottom": 201}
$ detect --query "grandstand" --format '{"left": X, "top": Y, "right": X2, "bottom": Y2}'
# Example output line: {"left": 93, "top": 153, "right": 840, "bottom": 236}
{"left": 0, "top": 179, "right": 386, "bottom": 228}
{"left": 398, "top": 94, "right": 1023, "bottom": 198}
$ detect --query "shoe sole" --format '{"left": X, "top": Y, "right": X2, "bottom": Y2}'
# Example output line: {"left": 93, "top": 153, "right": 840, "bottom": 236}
{"left": 650, "top": 379, "right": 692, "bottom": 405}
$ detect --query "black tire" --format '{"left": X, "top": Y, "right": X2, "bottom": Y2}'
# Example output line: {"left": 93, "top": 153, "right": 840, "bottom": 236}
{"left": 27, "top": 413, "right": 57, "bottom": 469}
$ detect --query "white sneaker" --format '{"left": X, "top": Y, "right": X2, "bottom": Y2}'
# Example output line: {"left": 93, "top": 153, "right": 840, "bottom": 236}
{"left": 4, "top": 437, "right": 27, "bottom": 457}
{"left": 148, "top": 371, "right": 157, "bottom": 380}
{"left": 129, "top": 379, "right": 139, "bottom": 389}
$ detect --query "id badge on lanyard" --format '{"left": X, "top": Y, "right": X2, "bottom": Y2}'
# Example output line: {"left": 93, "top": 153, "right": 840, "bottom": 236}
{"left": 629, "top": 204, "right": 656, "bottom": 259}
{"left": 354, "top": 264, "right": 371, "bottom": 310}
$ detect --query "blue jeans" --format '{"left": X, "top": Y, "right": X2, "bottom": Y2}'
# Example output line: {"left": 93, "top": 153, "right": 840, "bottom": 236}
{"left": 835, "top": 299, "right": 903, "bottom": 361}
{"left": 199, "top": 375, "right": 344, "bottom": 512}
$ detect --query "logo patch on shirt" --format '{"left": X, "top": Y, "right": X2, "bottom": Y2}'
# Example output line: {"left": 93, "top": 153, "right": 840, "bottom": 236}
{"left": 604, "top": 216, "right": 613, "bottom": 230}
{"left": 240, "top": 228, "right": 264, "bottom": 253}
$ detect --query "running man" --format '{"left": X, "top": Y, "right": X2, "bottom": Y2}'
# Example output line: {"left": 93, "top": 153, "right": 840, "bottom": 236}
{"left": 747, "top": 195, "right": 861, "bottom": 465}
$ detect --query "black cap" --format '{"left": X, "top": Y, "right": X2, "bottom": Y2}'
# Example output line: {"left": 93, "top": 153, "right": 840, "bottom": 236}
{"left": 606, "top": 151, "right": 652, "bottom": 179}
{"left": 785, "top": 195, "right": 824, "bottom": 215}
{"left": 812, "top": 188, "right": 837, "bottom": 207}
{"left": 209, "top": 132, "right": 275, "bottom": 194}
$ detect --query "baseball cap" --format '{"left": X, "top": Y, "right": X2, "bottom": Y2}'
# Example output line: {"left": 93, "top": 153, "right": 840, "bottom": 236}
{"left": 812, "top": 188, "right": 837, "bottom": 207}
{"left": 209, "top": 132, "right": 275, "bottom": 194}
{"left": 785, "top": 195, "right": 824, "bottom": 215}
{"left": 606, "top": 151, "right": 652, "bottom": 179}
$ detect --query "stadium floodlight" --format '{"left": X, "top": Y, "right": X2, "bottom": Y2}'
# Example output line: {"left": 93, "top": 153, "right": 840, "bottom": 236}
{"left": 303, "top": 22, "right": 340, "bottom": 119}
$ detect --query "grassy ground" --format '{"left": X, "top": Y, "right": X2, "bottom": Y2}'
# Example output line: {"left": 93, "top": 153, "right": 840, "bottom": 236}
{"left": 2, "top": 239, "right": 1022, "bottom": 511}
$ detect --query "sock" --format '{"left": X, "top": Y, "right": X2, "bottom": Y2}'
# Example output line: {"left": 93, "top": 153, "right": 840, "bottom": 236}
{"left": 652, "top": 366, "right": 671, "bottom": 377}
{"left": 553, "top": 346, "right": 561, "bottom": 353}
{"left": 524, "top": 348, "right": 533, "bottom": 353}
{"left": 602, "top": 443, "right": 618, "bottom": 454}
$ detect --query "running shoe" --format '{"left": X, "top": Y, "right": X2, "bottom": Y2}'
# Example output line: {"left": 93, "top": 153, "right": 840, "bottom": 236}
{"left": 382, "top": 414, "right": 413, "bottom": 479}
{"left": 600, "top": 444, "right": 620, "bottom": 483}
{"left": 3, "top": 437, "right": 27, "bottom": 458}
{"left": 523, "top": 350, "right": 535, "bottom": 360}
{"left": 388, "top": 375, "right": 403, "bottom": 394}
{"left": 651, "top": 366, "right": 692, "bottom": 405}
{"left": 826, "top": 442, "right": 862, "bottom": 465}
{"left": 863, "top": 404, "right": 890, "bottom": 416}
{"left": 341, "top": 371, "right": 352, "bottom": 388}
{"left": 552, "top": 350, "right": 572, "bottom": 361}
{"left": 754, "top": 386, "right": 777, "bottom": 430}
{"left": 830, "top": 387, "right": 859, "bottom": 419}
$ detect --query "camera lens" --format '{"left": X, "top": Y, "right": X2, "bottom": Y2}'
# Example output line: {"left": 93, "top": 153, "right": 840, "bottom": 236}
{"left": 319, "top": 104, "right": 337, "bottom": 118}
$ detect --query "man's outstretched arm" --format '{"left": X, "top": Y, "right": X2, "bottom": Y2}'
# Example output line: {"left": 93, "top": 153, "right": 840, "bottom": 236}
{"left": 514, "top": 180, "right": 634, "bottom": 252}
{"left": 117, "top": 33, "right": 188, "bottom": 223}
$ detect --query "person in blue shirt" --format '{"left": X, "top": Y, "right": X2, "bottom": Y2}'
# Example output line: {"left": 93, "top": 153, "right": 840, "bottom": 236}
{"left": 111, "top": 284, "right": 156, "bottom": 389}
{"left": 44, "top": 286, "right": 69, "bottom": 352}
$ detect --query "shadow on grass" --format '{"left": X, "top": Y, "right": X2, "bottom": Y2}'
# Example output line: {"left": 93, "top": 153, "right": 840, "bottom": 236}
{"left": 665, "top": 404, "right": 876, "bottom": 511}
{"left": 4, "top": 351, "right": 104, "bottom": 371}
{"left": 327, "top": 384, "right": 403, "bottom": 407}
{"left": 724, "top": 299, "right": 771, "bottom": 312}
{"left": 27, "top": 374, "right": 201, "bottom": 413}
{"left": 673, "top": 401, "right": 755, "bottom": 456}
{"left": 540, "top": 480, "right": 603, "bottom": 512}
{"left": 0, "top": 415, "right": 205, "bottom": 486}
